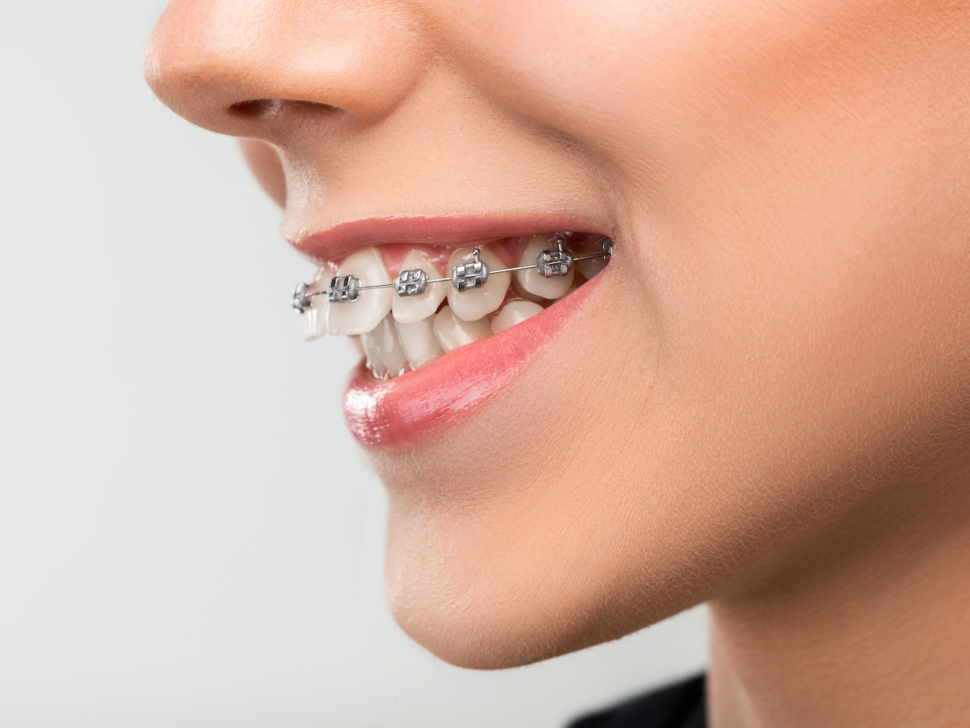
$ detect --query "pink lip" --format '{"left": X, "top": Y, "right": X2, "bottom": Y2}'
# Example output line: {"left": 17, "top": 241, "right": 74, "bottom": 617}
{"left": 344, "top": 272, "right": 605, "bottom": 449}
{"left": 291, "top": 213, "right": 609, "bottom": 262}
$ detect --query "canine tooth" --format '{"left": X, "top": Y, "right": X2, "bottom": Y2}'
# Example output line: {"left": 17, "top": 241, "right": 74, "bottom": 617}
{"left": 361, "top": 314, "right": 408, "bottom": 377}
{"left": 326, "top": 248, "right": 393, "bottom": 336}
{"left": 433, "top": 306, "right": 492, "bottom": 353}
{"left": 514, "top": 235, "right": 574, "bottom": 300}
{"left": 490, "top": 300, "right": 544, "bottom": 335}
{"left": 392, "top": 250, "right": 447, "bottom": 324}
{"left": 304, "top": 263, "right": 335, "bottom": 341}
{"left": 395, "top": 317, "right": 445, "bottom": 369}
{"left": 576, "top": 235, "right": 609, "bottom": 281}
{"left": 446, "top": 247, "right": 510, "bottom": 322}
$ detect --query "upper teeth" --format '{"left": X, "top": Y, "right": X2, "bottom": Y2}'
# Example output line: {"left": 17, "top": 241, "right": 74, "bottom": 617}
{"left": 293, "top": 233, "right": 613, "bottom": 377}
{"left": 514, "top": 235, "right": 575, "bottom": 300}
{"left": 325, "top": 248, "right": 393, "bottom": 336}
{"left": 446, "top": 246, "right": 510, "bottom": 322}
{"left": 301, "top": 262, "right": 335, "bottom": 341}
{"left": 392, "top": 249, "right": 447, "bottom": 324}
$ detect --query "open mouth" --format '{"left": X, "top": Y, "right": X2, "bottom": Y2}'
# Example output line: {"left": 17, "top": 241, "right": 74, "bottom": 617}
{"left": 291, "top": 224, "right": 614, "bottom": 448}
{"left": 294, "top": 231, "right": 612, "bottom": 377}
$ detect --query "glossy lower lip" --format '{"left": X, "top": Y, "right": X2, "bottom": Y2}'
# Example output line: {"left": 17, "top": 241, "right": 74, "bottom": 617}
{"left": 291, "top": 213, "right": 608, "bottom": 262}
{"left": 344, "top": 272, "right": 606, "bottom": 449}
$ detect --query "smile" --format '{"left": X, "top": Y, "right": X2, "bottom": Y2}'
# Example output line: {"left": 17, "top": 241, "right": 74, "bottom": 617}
{"left": 291, "top": 224, "right": 615, "bottom": 447}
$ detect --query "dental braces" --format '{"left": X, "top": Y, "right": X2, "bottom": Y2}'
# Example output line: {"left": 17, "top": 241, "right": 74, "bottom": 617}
{"left": 292, "top": 234, "right": 613, "bottom": 314}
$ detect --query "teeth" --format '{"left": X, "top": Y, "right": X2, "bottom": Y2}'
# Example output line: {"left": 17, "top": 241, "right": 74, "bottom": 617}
{"left": 446, "top": 246, "right": 510, "bottom": 322}
{"left": 395, "top": 317, "right": 445, "bottom": 369}
{"left": 326, "top": 248, "right": 393, "bottom": 336}
{"left": 514, "top": 235, "right": 574, "bottom": 300}
{"left": 305, "top": 234, "right": 612, "bottom": 377}
{"left": 433, "top": 306, "right": 492, "bottom": 353}
{"left": 490, "top": 300, "right": 545, "bottom": 334}
{"left": 576, "top": 235, "right": 609, "bottom": 281}
{"left": 361, "top": 314, "right": 409, "bottom": 377}
{"left": 304, "top": 263, "right": 334, "bottom": 341}
{"left": 360, "top": 331, "right": 386, "bottom": 374}
{"left": 392, "top": 250, "right": 448, "bottom": 324}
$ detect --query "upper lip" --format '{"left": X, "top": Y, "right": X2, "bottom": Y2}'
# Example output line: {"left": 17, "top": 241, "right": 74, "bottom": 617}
{"left": 289, "top": 213, "right": 612, "bottom": 263}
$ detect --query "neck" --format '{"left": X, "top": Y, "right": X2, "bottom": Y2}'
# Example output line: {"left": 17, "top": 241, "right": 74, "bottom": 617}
{"left": 708, "top": 470, "right": 970, "bottom": 728}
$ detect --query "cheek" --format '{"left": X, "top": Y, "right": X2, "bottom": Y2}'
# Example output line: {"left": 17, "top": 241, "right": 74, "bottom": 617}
{"left": 438, "top": 0, "right": 970, "bottom": 453}
{"left": 379, "top": 0, "right": 970, "bottom": 666}
{"left": 431, "top": 0, "right": 965, "bottom": 187}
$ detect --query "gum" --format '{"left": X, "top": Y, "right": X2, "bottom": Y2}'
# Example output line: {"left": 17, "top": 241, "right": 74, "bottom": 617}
{"left": 334, "top": 232, "right": 604, "bottom": 277}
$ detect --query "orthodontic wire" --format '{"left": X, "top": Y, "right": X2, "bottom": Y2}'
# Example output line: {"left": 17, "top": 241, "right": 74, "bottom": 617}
{"left": 293, "top": 234, "right": 613, "bottom": 313}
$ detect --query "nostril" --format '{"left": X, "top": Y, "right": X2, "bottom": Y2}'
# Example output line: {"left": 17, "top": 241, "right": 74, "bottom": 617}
{"left": 229, "top": 98, "right": 343, "bottom": 119}
{"left": 226, "top": 98, "right": 346, "bottom": 146}
{"left": 229, "top": 99, "right": 283, "bottom": 117}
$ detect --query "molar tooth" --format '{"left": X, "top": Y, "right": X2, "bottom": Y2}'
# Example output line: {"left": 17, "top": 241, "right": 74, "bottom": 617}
{"left": 392, "top": 250, "right": 447, "bottom": 324}
{"left": 490, "top": 300, "right": 545, "bottom": 335}
{"left": 304, "top": 263, "right": 335, "bottom": 341}
{"left": 514, "top": 235, "right": 574, "bottom": 301}
{"left": 326, "top": 248, "right": 393, "bottom": 336}
{"left": 395, "top": 317, "right": 445, "bottom": 369}
{"left": 576, "top": 235, "right": 609, "bottom": 281}
{"left": 446, "top": 247, "right": 510, "bottom": 322}
{"left": 433, "top": 306, "right": 492, "bottom": 353}
{"left": 361, "top": 314, "right": 408, "bottom": 377}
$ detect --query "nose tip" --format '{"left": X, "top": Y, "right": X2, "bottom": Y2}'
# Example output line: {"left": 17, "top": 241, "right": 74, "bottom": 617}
{"left": 144, "top": 0, "right": 428, "bottom": 139}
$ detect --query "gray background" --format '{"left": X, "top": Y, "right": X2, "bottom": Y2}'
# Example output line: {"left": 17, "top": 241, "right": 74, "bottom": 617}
{"left": 0, "top": 2, "right": 706, "bottom": 725}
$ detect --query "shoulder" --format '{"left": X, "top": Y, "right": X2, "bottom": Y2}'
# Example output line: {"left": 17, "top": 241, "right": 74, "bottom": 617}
{"left": 567, "top": 674, "right": 706, "bottom": 728}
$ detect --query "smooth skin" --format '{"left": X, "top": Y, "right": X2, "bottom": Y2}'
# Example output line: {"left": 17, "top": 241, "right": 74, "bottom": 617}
{"left": 146, "top": 2, "right": 970, "bottom": 726}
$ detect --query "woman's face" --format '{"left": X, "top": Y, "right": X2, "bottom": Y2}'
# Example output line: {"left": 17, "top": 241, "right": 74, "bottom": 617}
{"left": 146, "top": 2, "right": 970, "bottom": 668}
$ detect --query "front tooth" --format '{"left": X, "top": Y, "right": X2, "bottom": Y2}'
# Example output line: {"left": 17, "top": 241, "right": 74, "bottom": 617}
{"left": 395, "top": 317, "right": 445, "bottom": 369}
{"left": 513, "top": 235, "right": 575, "bottom": 300}
{"left": 361, "top": 314, "right": 408, "bottom": 377}
{"left": 446, "top": 246, "right": 510, "bottom": 322}
{"left": 392, "top": 250, "right": 447, "bottom": 324}
{"left": 326, "top": 248, "right": 393, "bottom": 336}
{"left": 360, "top": 331, "right": 386, "bottom": 374}
{"left": 304, "top": 263, "right": 334, "bottom": 341}
{"left": 576, "top": 235, "right": 609, "bottom": 281}
{"left": 490, "top": 300, "right": 544, "bottom": 334}
{"left": 433, "top": 306, "right": 492, "bottom": 353}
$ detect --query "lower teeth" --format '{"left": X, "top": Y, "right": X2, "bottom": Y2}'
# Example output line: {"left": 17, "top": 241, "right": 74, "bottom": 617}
{"left": 394, "top": 316, "right": 444, "bottom": 371}
{"left": 293, "top": 233, "right": 613, "bottom": 379}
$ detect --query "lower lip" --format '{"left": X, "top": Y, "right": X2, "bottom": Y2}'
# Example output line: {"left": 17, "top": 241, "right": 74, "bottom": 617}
{"left": 343, "top": 274, "right": 605, "bottom": 449}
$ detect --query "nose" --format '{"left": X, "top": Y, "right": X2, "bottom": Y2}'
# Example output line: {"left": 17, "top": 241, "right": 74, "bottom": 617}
{"left": 144, "top": 0, "right": 428, "bottom": 140}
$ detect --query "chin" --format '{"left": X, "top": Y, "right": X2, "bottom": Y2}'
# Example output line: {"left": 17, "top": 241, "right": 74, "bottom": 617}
{"left": 381, "top": 503, "right": 625, "bottom": 670}
{"left": 371, "top": 415, "right": 708, "bottom": 670}
{"left": 379, "top": 475, "right": 714, "bottom": 670}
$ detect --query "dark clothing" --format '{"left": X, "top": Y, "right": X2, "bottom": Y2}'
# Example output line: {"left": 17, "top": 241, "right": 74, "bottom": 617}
{"left": 568, "top": 675, "right": 706, "bottom": 728}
